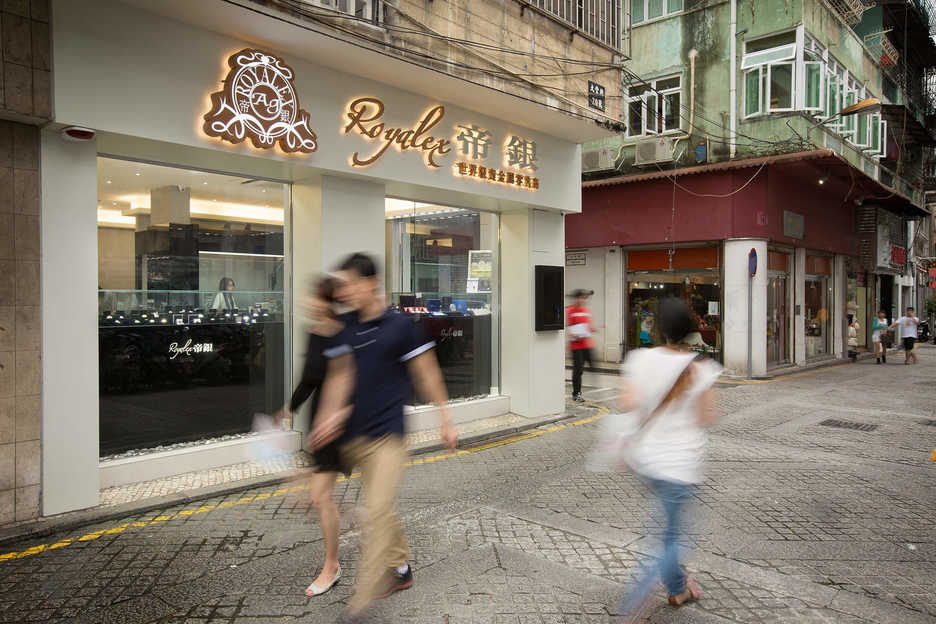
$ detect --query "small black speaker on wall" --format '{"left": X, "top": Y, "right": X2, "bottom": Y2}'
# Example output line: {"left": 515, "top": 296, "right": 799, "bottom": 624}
{"left": 534, "top": 265, "right": 564, "bottom": 331}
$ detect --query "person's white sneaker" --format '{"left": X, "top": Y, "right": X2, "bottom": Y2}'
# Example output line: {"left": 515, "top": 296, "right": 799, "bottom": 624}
{"left": 305, "top": 566, "right": 341, "bottom": 596}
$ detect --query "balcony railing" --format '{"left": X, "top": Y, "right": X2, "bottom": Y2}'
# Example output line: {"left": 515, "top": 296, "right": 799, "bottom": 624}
{"left": 528, "top": 0, "right": 622, "bottom": 49}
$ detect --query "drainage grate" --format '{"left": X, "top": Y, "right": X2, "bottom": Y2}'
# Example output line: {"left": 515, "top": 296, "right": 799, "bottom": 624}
{"left": 819, "top": 419, "right": 878, "bottom": 432}
{"left": 920, "top": 419, "right": 936, "bottom": 427}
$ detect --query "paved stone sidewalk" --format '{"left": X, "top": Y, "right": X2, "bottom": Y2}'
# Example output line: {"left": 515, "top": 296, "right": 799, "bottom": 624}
{"left": 0, "top": 349, "right": 935, "bottom": 623}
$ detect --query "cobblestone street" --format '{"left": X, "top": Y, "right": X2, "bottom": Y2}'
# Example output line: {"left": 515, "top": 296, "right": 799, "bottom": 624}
{"left": 2, "top": 348, "right": 935, "bottom": 623}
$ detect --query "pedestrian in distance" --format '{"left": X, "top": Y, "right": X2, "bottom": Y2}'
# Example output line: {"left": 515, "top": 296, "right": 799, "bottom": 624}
{"left": 273, "top": 276, "right": 352, "bottom": 597}
{"left": 890, "top": 307, "right": 920, "bottom": 365}
{"left": 309, "top": 252, "right": 457, "bottom": 624}
{"left": 872, "top": 310, "right": 889, "bottom": 364}
{"left": 847, "top": 317, "right": 859, "bottom": 362}
{"left": 610, "top": 298, "right": 722, "bottom": 623}
{"left": 568, "top": 288, "right": 596, "bottom": 402}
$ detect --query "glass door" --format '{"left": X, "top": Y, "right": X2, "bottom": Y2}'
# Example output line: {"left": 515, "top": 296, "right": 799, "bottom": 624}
{"left": 767, "top": 272, "right": 789, "bottom": 365}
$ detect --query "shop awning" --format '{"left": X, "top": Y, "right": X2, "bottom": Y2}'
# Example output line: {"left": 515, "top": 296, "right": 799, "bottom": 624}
{"left": 584, "top": 149, "right": 930, "bottom": 218}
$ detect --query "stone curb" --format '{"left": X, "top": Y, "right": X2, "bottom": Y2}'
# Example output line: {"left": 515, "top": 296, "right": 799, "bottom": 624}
{"left": 0, "top": 406, "right": 599, "bottom": 549}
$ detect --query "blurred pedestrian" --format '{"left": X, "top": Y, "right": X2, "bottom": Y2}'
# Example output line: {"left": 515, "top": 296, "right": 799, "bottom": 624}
{"left": 847, "top": 317, "right": 859, "bottom": 362}
{"left": 309, "top": 252, "right": 457, "bottom": 624}
{"left": 568, "top": 288, "right": 596, "bottom": 402}
{"left": 872, "top": 310, "right": 889, "bottom": 364}
{"left": 890, "top": 307, "right": 920, "bottom": 365}
{"left": 613, "top": 298, "right": 722, "bottom": 622}
{"left": 274, "top": 276, "right": 351, "bottom": 597}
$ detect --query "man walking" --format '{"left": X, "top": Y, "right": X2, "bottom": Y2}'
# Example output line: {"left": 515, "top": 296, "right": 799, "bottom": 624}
{"left": 310, "top": 252, "right": 457, "bottom": 623}
{"left": 891, "top": 307, "right": 920, "bottom": 365}
{"left": 567, "top": 289, "right": 596, "bottom": 402}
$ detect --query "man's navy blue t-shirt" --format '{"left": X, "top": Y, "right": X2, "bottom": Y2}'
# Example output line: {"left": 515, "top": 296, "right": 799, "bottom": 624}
{"left": 325, "top": 309, "right": 434, "bottom": 439}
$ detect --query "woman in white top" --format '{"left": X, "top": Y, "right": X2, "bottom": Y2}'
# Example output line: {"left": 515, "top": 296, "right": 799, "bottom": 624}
{"left": 616, "top": 298, "right": 722, "bottom": 621}
{"left": 211, "top": 277, "right": 238, "bottom": 312}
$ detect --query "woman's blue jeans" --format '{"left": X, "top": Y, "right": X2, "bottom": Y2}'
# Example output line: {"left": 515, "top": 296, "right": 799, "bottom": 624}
{"left": 619, "top": 476, "right": 695, "bottom": 614}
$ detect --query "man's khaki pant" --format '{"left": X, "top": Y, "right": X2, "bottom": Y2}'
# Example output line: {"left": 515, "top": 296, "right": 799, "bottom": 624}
{"left": 341, "top": 434, "right": 409, "bottom": 611}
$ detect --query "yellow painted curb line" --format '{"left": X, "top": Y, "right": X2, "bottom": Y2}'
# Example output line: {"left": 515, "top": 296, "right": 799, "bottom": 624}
{"left": 0, "top": 403, "right": 609, "bottom": 564}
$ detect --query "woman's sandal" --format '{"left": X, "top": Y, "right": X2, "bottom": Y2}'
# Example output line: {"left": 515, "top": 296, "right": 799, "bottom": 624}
{"left": 667, "top": 577, "right": 701, "bottom": 607}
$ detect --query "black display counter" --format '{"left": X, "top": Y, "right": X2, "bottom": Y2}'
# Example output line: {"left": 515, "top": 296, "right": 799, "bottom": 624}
{"left": 99, "top": 321, "right": 284, "bottom": 456}
{"left": 409, "top": 313, "right": 492, "bottom": 399}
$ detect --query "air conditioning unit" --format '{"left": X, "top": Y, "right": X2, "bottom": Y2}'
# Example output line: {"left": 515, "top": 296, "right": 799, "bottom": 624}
{"left": 582, "top": 147, "right": 617, "bottom": 173}
{"left": 634, "top": 136, "right": 675, "bottom": 166}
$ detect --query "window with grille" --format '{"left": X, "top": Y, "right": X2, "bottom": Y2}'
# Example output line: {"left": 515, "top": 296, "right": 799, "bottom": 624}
{"left": 530, "top": 0, "right": 622, "bottom": 49}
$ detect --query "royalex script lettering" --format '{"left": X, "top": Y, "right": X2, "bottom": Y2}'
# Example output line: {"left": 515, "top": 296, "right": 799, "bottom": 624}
{"left": 168, "top": 339, "right": 214, "bottom": 360}
{"left": 344, "top": 97, "right": 452, "bottom": 168}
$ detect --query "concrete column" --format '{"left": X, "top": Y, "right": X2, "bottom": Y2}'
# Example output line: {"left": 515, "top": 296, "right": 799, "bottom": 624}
{"left": 604, "top": 247, "right": 623, "bottom": 363}
{"left": 150, "top": 186, "right": 191, "bottom": 226}
{"left": 833, "top": 255, "right": 846, "bottom": 359}
{"left": 723, "top": 239, "right": 768, "bottom": 377}
{"left": 501, "top": 209, "right": 565, "bottom": 417}
{"left": 321, "top": 175, "right": 386, "bottom": 275}
{"left": 40, "top": 129, "right": 100, "bottom": 515}
{"left": 793, "top": 248, "right": 807, "bottom": 365}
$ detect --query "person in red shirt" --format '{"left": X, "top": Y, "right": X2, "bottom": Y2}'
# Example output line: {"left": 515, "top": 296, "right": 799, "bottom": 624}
{"left": 567, "top": 289, "right": 596, "bottom": 401}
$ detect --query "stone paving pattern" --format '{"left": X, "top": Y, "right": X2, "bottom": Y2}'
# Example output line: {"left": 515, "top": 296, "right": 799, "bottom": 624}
{"left": 1, "top": 349, "right": 936, "bottom": 622}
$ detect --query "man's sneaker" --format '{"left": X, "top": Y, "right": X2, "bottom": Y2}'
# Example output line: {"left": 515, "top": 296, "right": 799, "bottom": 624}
{"left": 376, "top": 564, "right": 414, "bottom": 599}
{"left": 573, "top": 393, "right": 585, "bottom": 402}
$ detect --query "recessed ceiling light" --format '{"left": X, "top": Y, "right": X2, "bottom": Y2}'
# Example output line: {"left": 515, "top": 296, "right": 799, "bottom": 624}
{"left": 261, "top": 189, "right": 266, "bottom": 193}
{"left": 135, "top": 172, "right": 141, "bottom": 176}
{"left": 203, "top": 181, "right": 208, "bottom": 185}
{"left": 112, "top": 202, "right": 116, "bottom": 206}
{"left": 106, "top": 180, "right": 112, "bottom": 184}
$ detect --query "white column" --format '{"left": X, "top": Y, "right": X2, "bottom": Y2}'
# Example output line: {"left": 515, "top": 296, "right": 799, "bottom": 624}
{"left": 501, "top": 209, "right": 565, "bottom": 417}
{"left": 40, "top": 130, "right": 100, "bottom": 515}
{"left": 833, "top": 255, "right": 846, "bottom": 359}
{"left": 793, "top": 248, "right": 807, "bottom": 365}
{"left": 604, "top": 247, "right": 623, "bottom": 363}
{"left": 320, "top": 176, "right": 386, "bottom": 273}
{"left": 723, "top": 239, "right": 768, "bottom": 377}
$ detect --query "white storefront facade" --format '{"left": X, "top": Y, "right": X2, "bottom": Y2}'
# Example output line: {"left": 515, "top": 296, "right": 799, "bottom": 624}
{"left": 41, "top": 0, "right": 603, "bottom": 516}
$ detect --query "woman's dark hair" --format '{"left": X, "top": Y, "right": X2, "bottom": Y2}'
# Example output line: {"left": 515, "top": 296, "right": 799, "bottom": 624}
{"left": 338, "top": 252, "right": 378, "bottom": 278}
{"left": 218, "top": 277, "right": 235, "bottom": 290}
{"left": 315, "top": 275, "right": 337, "bottom": 304}
{"left": 658, "top": 297, "right": 693, "bottom": 344}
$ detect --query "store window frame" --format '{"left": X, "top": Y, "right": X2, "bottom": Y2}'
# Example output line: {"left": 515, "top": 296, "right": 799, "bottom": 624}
{"left": 804, "top": 253, "right": 834, "bottom": 361}
{"left": 95, "top": 154, "right": 294, "bottom": 457}
{"left": 384, "top": 198, "right": 502, "bottom": 401}
{"left": 621, "top": 244, "right": 724, "bottom": 363}
{"left": 766, "top": 247, "right": 794, "bottom": 368}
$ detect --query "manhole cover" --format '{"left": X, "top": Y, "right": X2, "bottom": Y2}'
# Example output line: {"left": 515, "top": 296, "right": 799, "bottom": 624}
{"left": 819, "top": 419, "right": 878, "bottom": 432}
{"left": 920, "top": 419, "right": 936, "bottom": 427}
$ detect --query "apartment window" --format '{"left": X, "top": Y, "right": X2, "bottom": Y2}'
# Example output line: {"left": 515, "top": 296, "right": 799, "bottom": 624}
{"left": 531, "top": 0, "right": 621, "bottom": 48}
{"left": 742, "top": 32, "right": 796, "bottom": 116}
{"left": 628, "top": 76, "right": 681, "bottom": 136}
{"left": 632, "top": 0, "right": 682, "bottom": 24}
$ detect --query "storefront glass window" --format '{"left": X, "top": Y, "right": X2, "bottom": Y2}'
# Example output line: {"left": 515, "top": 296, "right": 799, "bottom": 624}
{"left": 385, "top": 199, "right": 499, "bottom": 400}
{"left": 805, "top": 255, "right": 833, "bottom": 359}
{"left": 97, "top": 158, "right": 288, "bottom": 457}
{"left": 625, "top": 248, "right": 721, "bottom": 361}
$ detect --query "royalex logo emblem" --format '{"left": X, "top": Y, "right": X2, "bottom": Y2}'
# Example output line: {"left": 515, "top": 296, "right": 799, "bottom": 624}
{"left": 203, "top": 48, "right": 318, "bottom": 153}
{"left": 168, "top": 340, "right": 214, "bottom": 360}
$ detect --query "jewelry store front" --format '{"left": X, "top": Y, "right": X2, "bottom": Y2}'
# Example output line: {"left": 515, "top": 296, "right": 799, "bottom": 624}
{"left": 41, "top": 0, "right": 596, "bottom": 516}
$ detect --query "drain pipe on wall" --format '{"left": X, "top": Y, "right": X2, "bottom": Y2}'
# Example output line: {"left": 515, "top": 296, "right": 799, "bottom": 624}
{"left": 729, "top": 0, "right": 738, "bottom": 158}
{"left": 688, "top": 48, "right": 698, "bottom": 131}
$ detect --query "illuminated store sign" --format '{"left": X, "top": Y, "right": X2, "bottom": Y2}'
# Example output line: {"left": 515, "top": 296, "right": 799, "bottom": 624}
{"left": 344, "top": 97, "right": 451, "bottom": 168}
{"left": 168, "top": 340, "right": 214, "bottom": 360}
{"left": 201, "top": 51, "right": 540, "bottom": 189}
{"left": 204, "top": 49, "right": 318, "bottom": 153}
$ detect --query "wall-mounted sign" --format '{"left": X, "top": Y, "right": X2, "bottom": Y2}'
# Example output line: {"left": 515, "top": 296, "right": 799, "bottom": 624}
{"left": 783, "top": 210, "right": 804, "bottom": 240}
{"left": 203, "top": 49, "right": 318, "bottom": 153}
{"left": 565, "top": 251, "right": 586, "bottom": 266}
{"left": 468, "top": 249, "right": 493, "bottom": 293}
{"left": 891, "top": 244, "right": 907, "bottom": 266}
{"left": 587, "top": 81, "right": 606, "bottom": 112}
{"left": 168, "top": 340, "right": 214, "bottom": 360}
{"left": 344, "top": 97, "right": 451, "bottom": 167}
